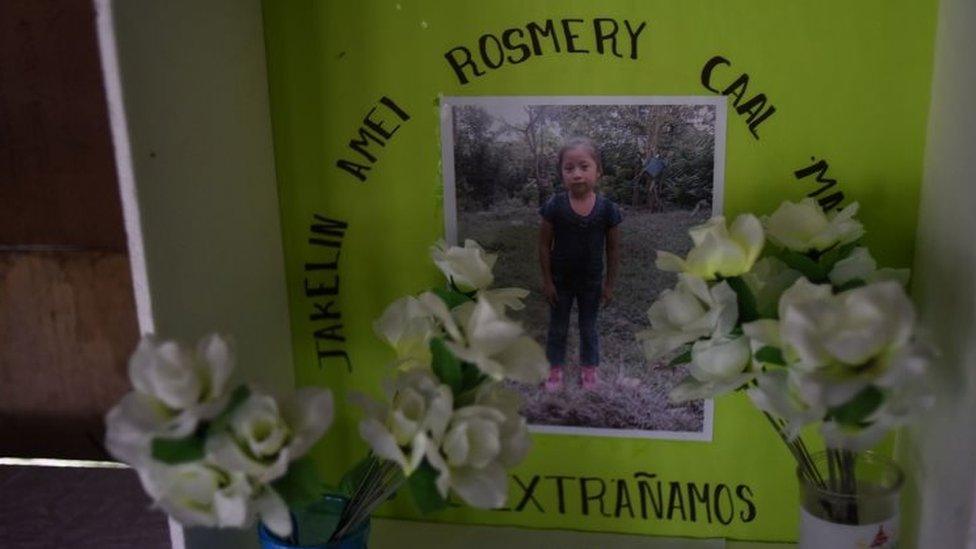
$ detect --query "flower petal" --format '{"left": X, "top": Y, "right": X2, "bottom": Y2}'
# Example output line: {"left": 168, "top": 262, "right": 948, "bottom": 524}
{"left": 828, "top": 247, "right": 876, "bottom": 286}
{"left": 729, "top": 213, "right": 764, "bottom": 267}
{"left": 479, "top": 288, "right": 529, "bottom": 312}
{"left": 450, "top": 463, "right": 508, "bottom": 509}
{"left": 104, "top": 392, "right": 175, "bottom": 467}
{"left": 489, "top": 336, "right": 548, "bottom": 384}
{"left": 255, "top": 487, "right": 293, "bottom": 539}
{"left": 655, "top": 251, "right": 686, "bottom": 273}
{"left": 742, "top": 319, "right": 783, "bottom": 348}
{"left": 688, "top": 336, "right": 751, "bottom": 382}
{"left": 424, "top": 445, "right": 452, "bottom": 498}
{"left": 418, "top": 291, "right": 463, "bottom": 342}
{"left": 358, "top": 419, "right": 408, "bottom": 470}
{"left": 197, "top": 334, "right": 235, "bottom": 400}
{"left": 213, "top": 473, "right": 254, "bottom": 528}
{"left": 283, "top": 388, "right": 334, "bottom": 459}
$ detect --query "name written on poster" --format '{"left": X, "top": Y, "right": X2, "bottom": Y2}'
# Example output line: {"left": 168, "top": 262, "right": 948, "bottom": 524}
{"left": 700, "top": 55, "right": 846, "bottom": 209}
{"left": 444, "top": 18, "right": 648, "bottom": 85}
{"left": 336, "top": 96, "right": 411, "bottom": 183}
{"left": 700, "top": 55, "right": 776, "bottom": 140}
{"left": 491, "top": 472, "right": 757, "bottom": 525}
{"left": 304, "top": 214, "right": 351, "bottom": 372}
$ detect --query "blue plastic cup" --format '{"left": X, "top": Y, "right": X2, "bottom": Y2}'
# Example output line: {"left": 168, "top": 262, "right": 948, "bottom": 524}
{"left": 258, "top": 495, "right": 370, "bottom": 549}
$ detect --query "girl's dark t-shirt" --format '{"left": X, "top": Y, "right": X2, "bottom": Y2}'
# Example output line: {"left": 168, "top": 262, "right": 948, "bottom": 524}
{"left": 540, "top": 192, "right": 622, "bottom": 281}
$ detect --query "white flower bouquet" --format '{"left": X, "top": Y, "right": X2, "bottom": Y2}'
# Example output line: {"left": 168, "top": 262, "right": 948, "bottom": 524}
{"left": 331, "top": 238, "right": 548, "bottom": 539}
{"left": 638, "top": 198, "right": 933, "bottom": 524}
{"left": 104, "top": 334, "right": 334, "bottom": 541}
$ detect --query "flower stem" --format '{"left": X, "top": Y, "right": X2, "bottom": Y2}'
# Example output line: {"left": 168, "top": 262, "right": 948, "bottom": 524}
{"left": 761, "top": 412, "right": 824, "bottom": 489}
{"left": 331, "top": 457, "right": 405, "bottom": 542}
{"left": 824, "top": 448, "right": 860, "bottom": 524}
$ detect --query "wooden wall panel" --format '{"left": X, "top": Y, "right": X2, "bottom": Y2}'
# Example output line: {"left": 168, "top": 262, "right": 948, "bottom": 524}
{"left": 0, "top": 252, "right": 138, "bottom": 458}
{"left": 0, "top": 0, "right": 140, "bottom": 458}
{"left": 0, "top": 0, "right": 125, "bottom": 249}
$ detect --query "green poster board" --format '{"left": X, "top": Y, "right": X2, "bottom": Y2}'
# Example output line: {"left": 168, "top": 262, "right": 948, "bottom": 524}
{"left": 261, "top": 0, "right": 936, "bottom": 542}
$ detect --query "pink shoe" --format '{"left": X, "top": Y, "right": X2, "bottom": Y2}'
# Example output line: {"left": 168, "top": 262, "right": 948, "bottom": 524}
{"left": 544, "top": 367, "right": 564, "bottom": 392}
{"left": 581, "top": 367, "right": 599, "bottom": 390}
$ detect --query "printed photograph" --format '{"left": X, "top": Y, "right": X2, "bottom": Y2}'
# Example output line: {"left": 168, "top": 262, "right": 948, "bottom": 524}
{"left": 440, "top": 96, "right": 726, "bottom": 439}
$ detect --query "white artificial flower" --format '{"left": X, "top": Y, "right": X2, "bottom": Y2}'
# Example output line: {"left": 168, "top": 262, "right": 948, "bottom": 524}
{"left": 777, "top": 276, "right": 836, "bottom": 321}
{"left": 689, "top": 336, "right": 752, "bottom": 382}
{"left": 819, "top": 342, "right": 934, "bottom": 451}
{"left": 747, "top": 280, "right": 920, "bottom": 409}
{"left": 206, "top": 387, "right": 333, "bottom": 483}
{"left": 106, "top": 334, "right": 237, "bottom": 467}
{"left": 444, "top": 298, "right": 548, "bottom": 384}
{"left": 636, "top": 274, "right": 738, "bottom": 362}
{"left": 761, "top": 350, "right": 929, "bottom": 442}
{"left": 473, "top": 383, "right": 531, "bottom": 469}
{"left": 128, "top": 334, "right": 234, "bottom": 412}
{"left": 374, "top": 295, "right": 438, "bottom": 369}
{"left": 656, "top": 214, "right": 764, "bottom": 280}
{"left": 747, "top": 279, "right": 931, "bottom": 450}
{"left": 105, "top": 392, "right": 189, "bottom": 468}
{"left": 431, "top": 239, "right": 497, "bottom": 292}
{"left": 747, "top": 369, "right": 825, "bottom": 439}
{"left": 417, "top": 291, "right": 463, "bottom": 342}
{"left": 137, "top": 462, "right": 253, "bottom": 529}
{"left": 742, "top": 277, "right": 835, "bottom": 363}
{"left": 786, "top": 281, "right": 915, "bottom": 371}
{"left": 138, "top": 462, "right": 293, "bottom": 538}
{"left": 669, "top": 336, "right": 754, "bottom": 402}
{"left": 828, "top": 247, "right": 910, "bottom": 287}
{"left": 356, "top": 369, "right": 453, "bottom": 474}
{"left": 425, "top": 396, "right": 530, "bottom": 510}
{"left": 764, "top": 198, "right": 863, "bottom": 253}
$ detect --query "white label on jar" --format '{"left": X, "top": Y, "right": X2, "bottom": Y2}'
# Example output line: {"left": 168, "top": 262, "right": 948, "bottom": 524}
{"left": 799, "top": 508, "right": 898, "bottom": 548}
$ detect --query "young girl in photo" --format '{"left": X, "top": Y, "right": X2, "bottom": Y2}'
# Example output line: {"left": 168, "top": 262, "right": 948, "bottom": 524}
{"left": 539, "top": 137, "right": 622, "bottom": 391}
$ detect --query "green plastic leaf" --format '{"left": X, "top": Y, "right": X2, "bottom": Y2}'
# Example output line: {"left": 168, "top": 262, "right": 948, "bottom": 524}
{"left": 818, "top": 240, "right": 861, "bottom": 271}
{"left": 272, "top": 457, "right": 327, "bottom": 508}
{"left": 754, "top": 346, "right": 786, "bottom": 366}
{"left": 407, "top": 461, "right": 448, "bottom": 514}
{"left": 667, "top": 347, "right": 692, "bottom": 367}
{"left": 726, "top": 276, "right": 759, "bottom": 323}
{"left": 436, "top": 285, "right": 474, "bottom": 308}
{"left": 339, "top": 455, "right": 376, "bottom": 497}
{"left": 459, "top": 361, "right": 486, "bottom": 393}
{"left": 206, "top": 384, "right": 251, "bottom": 435}
{"left": 430, "top": 338, "right": 462, "bottom": 393}
{"left": 776, "top": 250, "right": 828, "bottom": 283}
{"left": 151, "top": 434, "right": 205, "bottom": 464}
{"left": 835, "top": 279, "right": 867, "bottom": 293}
{"left": 828, "top": 386, "right": 885, "bottom": 426}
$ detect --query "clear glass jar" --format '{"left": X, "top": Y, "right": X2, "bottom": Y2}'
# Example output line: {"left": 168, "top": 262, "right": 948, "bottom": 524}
{"left": 797, "top": 450, "right": 903, "bottom": 548}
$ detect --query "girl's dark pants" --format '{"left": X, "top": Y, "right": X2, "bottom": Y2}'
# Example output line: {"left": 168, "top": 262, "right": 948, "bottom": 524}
{"left": 545, "top": 270, "right": 601, "bottom": 367}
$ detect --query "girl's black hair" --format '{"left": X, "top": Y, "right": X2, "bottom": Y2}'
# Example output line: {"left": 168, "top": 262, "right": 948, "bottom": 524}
{"left": 557, "top": 137, "right": 603, "bottom": 173}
